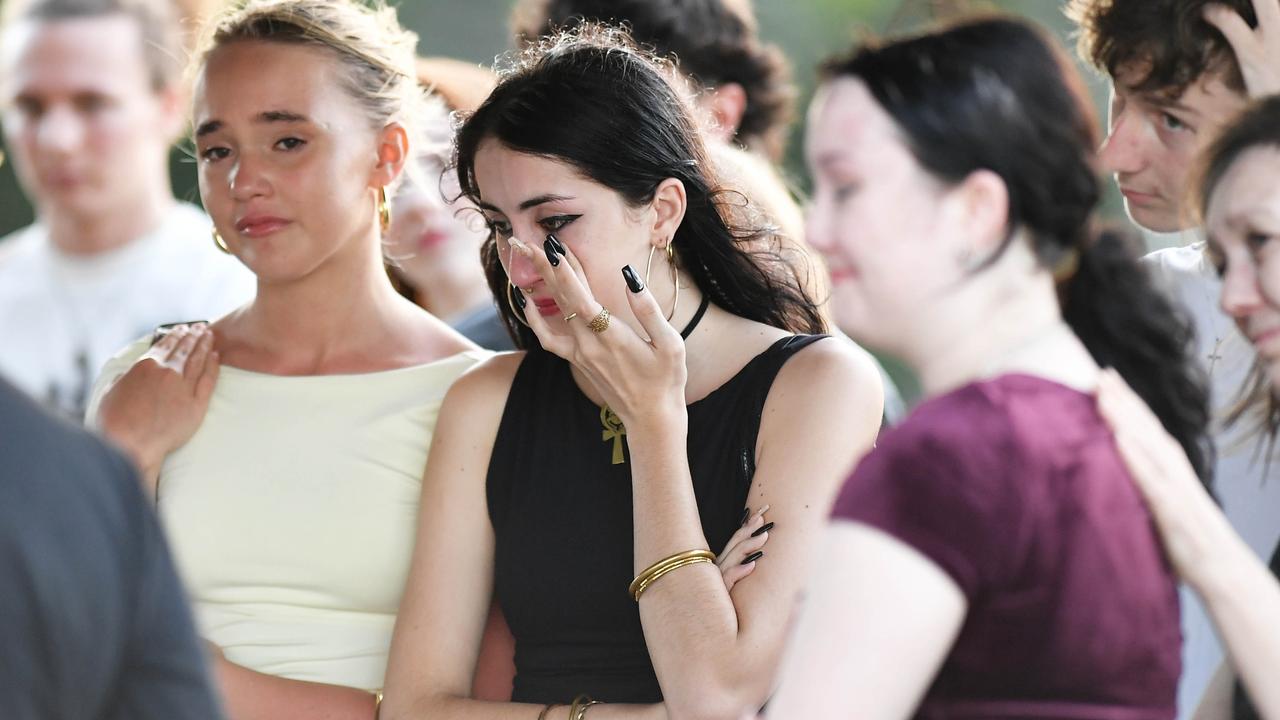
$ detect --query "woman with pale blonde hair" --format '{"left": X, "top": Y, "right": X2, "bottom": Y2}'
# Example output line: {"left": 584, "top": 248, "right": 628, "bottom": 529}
{"left": 87, "top": 1, "right": 487, "bottom": 717}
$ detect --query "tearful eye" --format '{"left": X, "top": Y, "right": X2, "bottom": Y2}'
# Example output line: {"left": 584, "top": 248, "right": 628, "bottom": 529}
{"left": 539, "top": 214, "right": 580, "bottom": 232}
{"left": 486, "top": 218, "right": 512, "bottom": 239}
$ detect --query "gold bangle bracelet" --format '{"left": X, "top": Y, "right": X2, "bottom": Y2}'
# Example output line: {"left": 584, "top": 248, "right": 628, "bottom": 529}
{"left": 632, "top": 556, "right": 715, "bottom": 600}
{"left": 628, "top": 549, "right": 716, "bottom": 598}
{"left": 568, "top": 694, "right": 601, "bottom": 720}
{"left": 373, "top": 689, "right": 384, "bottom": 719}
{"left": 537, "top": 703, "right": 560, "bottom": 720}
{"left": 629, "top": 549, "right": 716, "bottom": 601}
{"left": 630, "top": 549, "right": 716, "bottom": 594}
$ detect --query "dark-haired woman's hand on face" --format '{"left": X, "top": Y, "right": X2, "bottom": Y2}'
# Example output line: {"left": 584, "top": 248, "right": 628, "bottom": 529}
{"left": 96, "top": 324, "right": 220, "bottom": 492}
{"left": 1095, "top": 368, "right": 1240, "bottom": 588}
{"left": 1206, "top": 0, "right": 1280, "bottom": 98}
{"left": 508, "top": 235, "right": 687, "bottom": 435}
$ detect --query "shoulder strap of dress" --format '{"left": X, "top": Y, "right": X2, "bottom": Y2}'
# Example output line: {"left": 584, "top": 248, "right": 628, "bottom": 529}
{"left": 731, "top": 334, "right": 830, "bottom": 480}
{"left": 744, "top": 334, "right": 829, "bottom": 384}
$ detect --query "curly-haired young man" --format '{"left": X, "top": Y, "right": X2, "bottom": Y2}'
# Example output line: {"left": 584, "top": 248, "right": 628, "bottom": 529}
{"left": 1071, "top": 1, "right": 1280, "bottom": 716}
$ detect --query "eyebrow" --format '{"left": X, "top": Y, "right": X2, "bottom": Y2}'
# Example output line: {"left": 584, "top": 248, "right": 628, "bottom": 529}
{"left": 195, "top": 110, "right": 311, "bottom": 138}
{"left": 1141, "top": 92, "right": 1200, "bottom": 117}
{"left": 477, "top": 193, "right": 576, "bottom": 215}
{"left": 518, "top": 193, "right": 575, "bottom": 211}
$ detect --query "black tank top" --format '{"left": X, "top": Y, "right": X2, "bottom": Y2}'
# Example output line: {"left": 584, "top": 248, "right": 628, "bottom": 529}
{"left": 486, "top": 334, "right": 827, "bottom": 704}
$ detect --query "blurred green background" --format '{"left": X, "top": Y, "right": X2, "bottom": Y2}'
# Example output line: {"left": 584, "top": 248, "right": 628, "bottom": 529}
{"left": 0, "top": 0, "right": 1115, "bottom": 238}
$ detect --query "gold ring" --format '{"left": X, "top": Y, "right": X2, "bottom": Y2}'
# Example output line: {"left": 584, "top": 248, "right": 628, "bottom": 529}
{"left": 564, "top": 312, "right": 579, "bottom": 322}
{"left": 587, "top": 307, "right": 610, "bottom": 334}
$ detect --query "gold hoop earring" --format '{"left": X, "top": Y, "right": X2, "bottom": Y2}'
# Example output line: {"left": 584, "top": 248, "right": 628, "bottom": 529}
{"left": 377, "top": 187, "right": 391, "bottom": 233}
{"left": 212, "top": 226, "right": 230, "bottom": 254}
{"left": 506, "top": 283, "right": 531, "bottom": 328}
{"left": 644, "top": 243, "right": 679, "bottom": 321}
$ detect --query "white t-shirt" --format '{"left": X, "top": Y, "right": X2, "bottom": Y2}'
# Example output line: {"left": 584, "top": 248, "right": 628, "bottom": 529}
{"left": 0, "top": 203, "right": 255, "bottom": 421}
{"left": 1144, "top": 242, "right": 1280, "bottom": 718}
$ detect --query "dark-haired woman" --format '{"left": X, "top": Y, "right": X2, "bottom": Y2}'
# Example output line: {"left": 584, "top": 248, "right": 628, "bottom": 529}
{"left": 382, "top": 27, "right": 883, "bottom": 720}
{"left": 1095, "top": 95, "right": 1280, "bottom": 720}
{"left": 767, "top": 17, "right": 1210, "bottom": 718}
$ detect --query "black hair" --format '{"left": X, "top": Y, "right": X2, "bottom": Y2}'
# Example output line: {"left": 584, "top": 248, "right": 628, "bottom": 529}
{"left": 453, "top": 25, "right": 822, "bottom": 349}
{"left": 509, "top": 0, "right": 794, "bottom": 162}
{"left": 824, "top": 16, "right": 1214, "bottom": 486}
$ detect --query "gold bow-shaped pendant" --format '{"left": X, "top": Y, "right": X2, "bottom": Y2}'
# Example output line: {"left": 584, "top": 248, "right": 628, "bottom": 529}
{"left": 600, "top": 404, "right": 627, "bottom": 465}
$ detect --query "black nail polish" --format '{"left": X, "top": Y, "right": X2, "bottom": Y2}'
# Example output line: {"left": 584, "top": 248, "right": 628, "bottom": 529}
{"left": 751, "top": 522, "right": 774, "bottom": 538}
{"left": 511, "top": 286, "right": 527, "bottom": 310}
{"left": 740, "top": 508, "right": 750, "bottom": 526}
{"left": 622, "top": 265, "right": 645, "bottom": 293}
{"left": 546, "top": 233, "right": 566, "bottom": 255}
{"left": 741, "top": 551, "right": 764, "bottom": 565}
{"left": 543, "top": 239, "right": 561, "bottom": 267}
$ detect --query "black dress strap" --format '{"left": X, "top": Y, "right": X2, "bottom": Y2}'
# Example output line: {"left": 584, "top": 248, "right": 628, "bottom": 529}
{"left": 703, "top": 334, "right": 830, "bottom": 487}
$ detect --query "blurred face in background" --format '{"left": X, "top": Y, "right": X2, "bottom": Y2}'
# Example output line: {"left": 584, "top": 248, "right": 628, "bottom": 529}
{"left": 0, "top": 14, "right": 180, "bottom": 224}
{"left": 805, "top": 78, "right": 960, "bottom": 355}
{"left": 384, "top": 151, "right": 490, "bottom": 296}
{"left": 1208, "top": 146, "right": 1280, "bottom": 387}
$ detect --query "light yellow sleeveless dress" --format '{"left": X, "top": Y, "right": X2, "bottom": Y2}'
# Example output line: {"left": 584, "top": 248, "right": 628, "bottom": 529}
{"left": 88, "top": 340, "right": 490, "bottom": 690}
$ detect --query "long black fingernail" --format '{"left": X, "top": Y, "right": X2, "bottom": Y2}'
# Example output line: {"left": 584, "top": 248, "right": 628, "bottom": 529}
{"left": 543, "top": 239, "right": 561, "bottom": 267}
{"left": 740, "top": 507, "right": 750, "bottom": 526}
{"left": 741, "top": 551, "right": 764, "bottom": 565}
{"left": 546, "top": 233, "right": 566, "bottom": 255}
{"left": 622, "top": 265, "right": 645, "bottom": 293}
{"left": 511, "top": 286, "right": 527, "bottom": 309}
{"left": 751, "top": 522, "right": 774, "bottom": 538}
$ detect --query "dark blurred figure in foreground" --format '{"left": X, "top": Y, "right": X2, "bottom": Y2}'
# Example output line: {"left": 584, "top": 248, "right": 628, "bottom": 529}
{"left": 0, "top": 377, "right": 223, "bottom": 720}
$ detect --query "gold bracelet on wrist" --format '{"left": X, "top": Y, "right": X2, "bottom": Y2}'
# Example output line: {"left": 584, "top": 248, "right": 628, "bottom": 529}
{"left": 568, "top": 694, "right": 602, "bottom": 720}
{"left": 373, "top": 689, "right": 384, "bottom": 719}
{"left": 628, "top": 549, "right": 716, "bottom": 601}
{"left": 537, "top": 703, "right": 560, "bottom": 720}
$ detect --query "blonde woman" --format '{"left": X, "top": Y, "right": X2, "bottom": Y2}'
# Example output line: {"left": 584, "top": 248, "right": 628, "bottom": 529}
{"left": 87, "top": 1, "right": 484, "bottom": 718}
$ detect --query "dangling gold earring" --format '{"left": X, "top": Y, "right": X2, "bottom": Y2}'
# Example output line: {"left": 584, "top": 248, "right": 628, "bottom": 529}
{"left": 645, "top": 242, "right": 679, "bottom": 321}
{"left": 506, "top": 283, "right": 532, "bottom": 328}
{"left": 212, "top": 226, "right": 230, "bottom": 254}
{"left": 377, "top": 187, "right": 391, "bottom": 233}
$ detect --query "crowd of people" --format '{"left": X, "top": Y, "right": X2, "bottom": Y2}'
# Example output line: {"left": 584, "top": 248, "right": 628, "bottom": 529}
{"left": 1, "top": 0, "right": 1279, "bottom": 718}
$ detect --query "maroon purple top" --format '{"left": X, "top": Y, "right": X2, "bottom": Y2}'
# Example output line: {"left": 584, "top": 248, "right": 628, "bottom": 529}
{"left": 832, "top": 374, "right": 1180, "bottom": 720}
